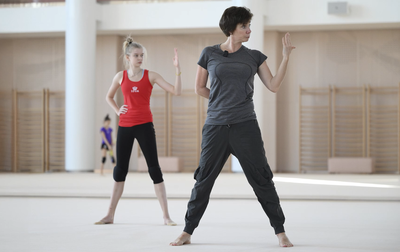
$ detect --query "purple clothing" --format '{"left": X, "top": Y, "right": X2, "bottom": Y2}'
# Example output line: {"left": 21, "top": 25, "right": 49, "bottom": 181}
{"left": 100, "top": 127, "right": 113, "bottom": 145}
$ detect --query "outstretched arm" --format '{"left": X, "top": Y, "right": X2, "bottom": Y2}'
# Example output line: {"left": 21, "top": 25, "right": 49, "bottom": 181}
{"left": 195, "top": 65, "right": 210, "bottom": 99}
{"left": 150, "top": 48, "right": 182, "bottom": 96}
{"left": 257, "top": 32, "right": 296, "bottom": 93}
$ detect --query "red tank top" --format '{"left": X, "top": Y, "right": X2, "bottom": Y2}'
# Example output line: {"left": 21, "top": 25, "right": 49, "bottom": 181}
{"left": 119, "top": 69, "right": 153, "bottom": 127}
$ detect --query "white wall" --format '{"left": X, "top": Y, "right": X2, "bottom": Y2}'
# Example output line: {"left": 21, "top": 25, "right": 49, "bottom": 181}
{"left": 97, "top": 1, "right": 230, "bottom": 34}
{"left": 0, "top": 6, "right": 66, "bottom": 35}
{"left": 265, "top": 0, "right": 400, "bottom": 31}
{"left": 0, "top": 0, "right": 399, "bottom": 37}
{"left": 0, "top": 1, "right": 230, "bottom": 37}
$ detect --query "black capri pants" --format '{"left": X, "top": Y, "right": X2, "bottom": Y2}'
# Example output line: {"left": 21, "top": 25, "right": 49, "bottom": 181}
{"left": 113, "top": 122, "right": 164, "bottom": 184}
{"left": 184, "top": 120, "right": 285, "bottom": 235}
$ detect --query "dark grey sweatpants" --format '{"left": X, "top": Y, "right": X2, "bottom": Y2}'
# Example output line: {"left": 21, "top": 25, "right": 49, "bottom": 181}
{"left": 184, "top": 120, "right": 285, "bottom": 235}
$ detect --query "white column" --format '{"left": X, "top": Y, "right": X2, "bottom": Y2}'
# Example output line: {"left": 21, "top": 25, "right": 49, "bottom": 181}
{"left": 231, "top": 0, "right": 277, "bottom": 172}
{"left": 65, "top": 0, "right": 97, "bottom": 171}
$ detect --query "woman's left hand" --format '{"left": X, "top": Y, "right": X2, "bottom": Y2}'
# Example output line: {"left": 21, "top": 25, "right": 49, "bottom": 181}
{"left": 172, "top": 48, "right": 180, "bottom": 68}
{"left": 282, "top": 33, "right": 296, "bottom": 58}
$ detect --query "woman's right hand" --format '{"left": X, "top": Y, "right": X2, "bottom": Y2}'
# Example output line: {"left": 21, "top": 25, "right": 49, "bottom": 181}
{"left": 118, "top": 105, "right": 128, "bottom": 116}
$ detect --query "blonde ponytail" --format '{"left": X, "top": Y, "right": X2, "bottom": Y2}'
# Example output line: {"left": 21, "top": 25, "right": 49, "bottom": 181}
{"left": 122, "top": 35, "right": 147, "bottom": 69}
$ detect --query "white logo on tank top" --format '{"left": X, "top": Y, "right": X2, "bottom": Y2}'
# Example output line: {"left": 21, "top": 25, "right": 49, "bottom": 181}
{"left": 131, "top": 86, "right": 139, "bottom": 93}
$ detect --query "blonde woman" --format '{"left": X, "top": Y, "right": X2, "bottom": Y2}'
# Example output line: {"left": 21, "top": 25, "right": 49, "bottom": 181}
{"left": 95, "top": 36, "right": 181, "bottom": 226}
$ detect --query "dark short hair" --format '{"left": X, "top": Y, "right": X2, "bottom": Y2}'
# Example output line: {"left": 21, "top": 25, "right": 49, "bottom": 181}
{"left": 219, "top": 6, "right": 253, "bottom": 37}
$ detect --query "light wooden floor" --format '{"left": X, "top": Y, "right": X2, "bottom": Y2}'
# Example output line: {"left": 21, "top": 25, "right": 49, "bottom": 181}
{"left": 0, "top": 172, "right": 399, "bottom": 252}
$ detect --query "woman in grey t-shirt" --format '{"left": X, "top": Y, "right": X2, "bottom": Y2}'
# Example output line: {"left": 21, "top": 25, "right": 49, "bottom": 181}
{"left": 171, "top": 6, "right": 295, "bottom": 248}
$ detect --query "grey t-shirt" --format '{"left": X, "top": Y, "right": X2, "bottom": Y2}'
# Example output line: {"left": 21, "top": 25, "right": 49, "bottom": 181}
{"left": 198, "top": 44, "right": 267, "bottom": 125}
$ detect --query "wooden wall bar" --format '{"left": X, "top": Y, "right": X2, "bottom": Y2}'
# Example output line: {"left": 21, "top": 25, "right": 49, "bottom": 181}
{"left": 299, "top": 86, "right": 331, "bottom": 173}
{"left": 169, "top": 90, "right": 200, "bottom": 172}
{"left": 6, "top": 84, "right": 400, "bottom": 173}
{"left": 47, "top": 90, "right": 65, "bottom": 172}
{"left": 14, "top": 90, "right": 45, "bottom": 172}
{"left": 5, "top": 89, "right": 65, "bottom": 173}
{"left": 332, "top": 86, "right": 366, "bottom": 158}
{"left": 367, "top": 85, "right": 399, "bottom": 173}
{"left": 0, "top": 91, "right": 13, "bottom": 172}
{"left": 300, "top": 84, "right": 400, "bottom": 174}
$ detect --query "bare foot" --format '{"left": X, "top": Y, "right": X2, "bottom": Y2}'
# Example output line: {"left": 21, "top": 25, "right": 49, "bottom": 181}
{"left": 94, "top": 216, "right": 113, "bottom": 225}
{"left": 170, "top": 232, "right": 191, "bottom": 246}
{"left": 164, "top": 218, "right": 177, "bottom": 226}
{"left": 277, "top": 232, "right": 293, "bottom": 247}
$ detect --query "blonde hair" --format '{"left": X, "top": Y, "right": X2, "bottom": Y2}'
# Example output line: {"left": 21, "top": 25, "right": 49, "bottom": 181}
{"left": 122, "top": 35, "right": 147, "bottom": 69}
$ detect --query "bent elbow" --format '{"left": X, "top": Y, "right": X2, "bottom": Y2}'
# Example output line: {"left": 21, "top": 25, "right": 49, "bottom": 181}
{"left": 173, "top": 87, "right": 182, "bottom": 96}
{"left": 268, "top": 80, "right": 281, "bottom": 93}
{"left": 270, "top": 88, "right": 279, "bottom": 93}
{"left": 105, "top": 95, "right": 113, "bottom": 104}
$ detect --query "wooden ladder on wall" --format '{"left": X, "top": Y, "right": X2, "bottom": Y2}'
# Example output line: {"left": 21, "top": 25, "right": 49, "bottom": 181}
{"left": 367, "top": 85, "right": 400, "bottom": 173}
{"left": 299, "top": 84, "right": 400, "bottom": 173}
{"left": 5, "top": 89, "right": 65, "bottom": 173}
{"left": 299, "top": 86, "right": 331, "bottom": 173}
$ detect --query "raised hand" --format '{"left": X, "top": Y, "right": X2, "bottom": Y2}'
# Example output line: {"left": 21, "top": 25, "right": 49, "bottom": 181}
{"left": 172, "top": 48, "right": 180, "bottom": 68}
{"left": 282, "top": 32, "right": 296, "bottom": 58}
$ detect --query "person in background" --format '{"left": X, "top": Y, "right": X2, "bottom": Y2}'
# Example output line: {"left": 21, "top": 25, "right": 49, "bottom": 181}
{"left": 99, "top": 114, "right": 115, "bottom": 175}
